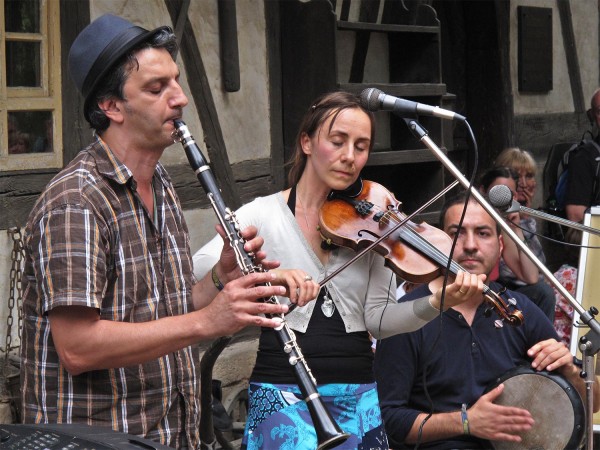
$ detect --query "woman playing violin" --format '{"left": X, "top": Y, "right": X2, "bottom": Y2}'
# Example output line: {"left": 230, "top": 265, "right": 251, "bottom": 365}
{"left": 193, "top": 91, "right": 482, "bottom": 449}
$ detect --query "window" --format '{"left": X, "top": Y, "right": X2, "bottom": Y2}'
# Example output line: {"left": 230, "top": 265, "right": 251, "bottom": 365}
{"left": 1, "top": 0, "right": 62, "bottom": 171}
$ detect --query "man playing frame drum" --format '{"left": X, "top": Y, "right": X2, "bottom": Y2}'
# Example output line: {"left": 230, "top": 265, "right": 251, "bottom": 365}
{"left": 375, "top": 191, "right": 600, "bottom": 449}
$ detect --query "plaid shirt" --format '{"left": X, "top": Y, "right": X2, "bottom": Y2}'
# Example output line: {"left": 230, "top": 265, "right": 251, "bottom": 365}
{"left": 20, "top": 137, "right": 201, "bottom": 449}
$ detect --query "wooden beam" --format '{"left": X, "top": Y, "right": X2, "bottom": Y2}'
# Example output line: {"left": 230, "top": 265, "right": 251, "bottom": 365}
{"left": 218, "top": 0, "right": 240, "bottom": 92}
{"left": 280, "top": 0, "right": 337, "bottom": 166}
{"left": 0, "top": 171, "right": 57, "bottom": 228}
{"left": 339, "top": 0, "right": 351, "bottom": 21}
{"left": 264, "top": 0, "right": 285, "bottom": 190}
{"left": 348, "top": 0, "right": 380, "bottom": 83}
{"left": 165, "top": 0, "right": 241, "bottom": 209}
{"left": 557, "top": 0, "right": 585, "bottom": 112}
{"left": 495, "top": 0, "right": 515, "bottom": 147}
{"left": 173, "top": 0, "right": 189, "bottom": 51}
{"left": 60, "top": 0, "right": 91, "bottom": 164}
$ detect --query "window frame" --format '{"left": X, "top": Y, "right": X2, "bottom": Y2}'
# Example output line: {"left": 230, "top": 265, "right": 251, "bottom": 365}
{"left": 1, "top": 0, "right": 63, "bottom": 171}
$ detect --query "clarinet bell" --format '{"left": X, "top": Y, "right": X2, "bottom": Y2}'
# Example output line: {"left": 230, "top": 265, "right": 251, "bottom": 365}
{"left": 308, "top": 397, "right": 351, "bottom": 450}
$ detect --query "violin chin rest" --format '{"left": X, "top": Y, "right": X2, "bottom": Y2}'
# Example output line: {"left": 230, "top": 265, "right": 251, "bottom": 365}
{"left": 329, "top": 177, "right": 363, "bottom": 199}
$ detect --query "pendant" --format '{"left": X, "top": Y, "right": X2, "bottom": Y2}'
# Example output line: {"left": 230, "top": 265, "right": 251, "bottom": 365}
{"left": 321, "top": 295, "right": 335, "bottom": 318}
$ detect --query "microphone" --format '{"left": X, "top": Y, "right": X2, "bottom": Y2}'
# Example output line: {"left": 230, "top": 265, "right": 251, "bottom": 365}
{"left": 359, "top": 87, "right": 466, "bottom": 121}
{"left": 487, "top": 184, "right": 519, "bottom": 213}
{"left": 488, "top": 184, "right": 600, "bottom": 237}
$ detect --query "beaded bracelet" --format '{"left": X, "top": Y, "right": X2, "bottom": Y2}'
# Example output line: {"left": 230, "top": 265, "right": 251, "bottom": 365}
{"left": 211, "top": 266, "right": 224, "bottom": 291}
{"left": 461, "top": 403, "right": 470, "bottom": 435}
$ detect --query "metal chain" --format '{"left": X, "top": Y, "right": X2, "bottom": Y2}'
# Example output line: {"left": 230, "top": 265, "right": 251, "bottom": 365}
{"left": 4, "top": 228, "right": 24, "bottom": 374}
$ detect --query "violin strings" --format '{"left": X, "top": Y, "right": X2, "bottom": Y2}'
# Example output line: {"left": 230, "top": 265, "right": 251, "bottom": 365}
{"left": 359, "top": 202, "right": 499, "bottom": 300}
{"left": 378, "top": 210, "right": 520, "bottom": 323}
{"left": 378, "top": 209, "right": 496, "bottom": 297}
{"left": 358, "top": 198, "right": 518, "bottom": 323}
{"left": 378, "top": 209, "right": 461, "bottom": 270}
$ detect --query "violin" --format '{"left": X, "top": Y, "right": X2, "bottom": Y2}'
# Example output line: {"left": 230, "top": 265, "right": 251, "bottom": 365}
{"left": 318, "top": 179, "right": 524, "bottom": 327}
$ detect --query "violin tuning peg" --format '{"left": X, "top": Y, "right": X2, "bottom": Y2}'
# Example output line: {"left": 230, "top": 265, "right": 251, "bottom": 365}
{"left": 483, "top": 308, "right": 492, "bottom": 318}
{"left": 494, "top": 319, "right": 504, "bottom": 329}
{"left": 507, "top": 297, "right": 517, "bottom": 307}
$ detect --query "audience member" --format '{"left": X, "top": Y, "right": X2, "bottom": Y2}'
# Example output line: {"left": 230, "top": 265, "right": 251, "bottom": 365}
{"left": 565, "top": 88, "right": 600, "bottom": 224}
{"left": 549, "top": 224, "right": 583, "bottom": 346}
{"left": 478, "top": 166, "right": 555, "bottom": 320}
{"left": 495, "top": 148, "right": 537, "bottom": 209}
{"left": 547, "top": 91, "right": 600, "bottom": 339}
{"left": 375, "top": 191, "right": 597, "bottom": 449}
{"left": 552, "top": 263, "right": 576, "bottom": 346}
{"left": 479, "top": 166, "right": 539, "bottom": 284}
{"left": 493, "top": 149, "right": 556, "bottom": 321}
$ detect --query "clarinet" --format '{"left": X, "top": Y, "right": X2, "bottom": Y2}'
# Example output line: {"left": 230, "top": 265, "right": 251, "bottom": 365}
{"left": 173, "top": 120, "right": 350, "bottom": 449}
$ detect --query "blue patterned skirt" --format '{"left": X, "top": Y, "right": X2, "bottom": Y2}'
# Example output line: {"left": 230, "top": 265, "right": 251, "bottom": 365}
{"left": 241, "top": 382, "right": 389, "bottom": 450}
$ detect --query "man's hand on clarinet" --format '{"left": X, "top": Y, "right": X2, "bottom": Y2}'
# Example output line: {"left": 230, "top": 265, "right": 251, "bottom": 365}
{"left": 205, "top": 271, "right": 290, "bottom": 335}
{"left": 214, "top": 224, "right": 281, "bottom": 286}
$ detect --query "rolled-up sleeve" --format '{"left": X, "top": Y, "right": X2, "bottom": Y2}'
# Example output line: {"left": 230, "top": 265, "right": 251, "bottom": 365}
{"left": 374, "top": 329, "right": 423, "bottom": 446}
{"left": 30, "top": 205, "right": 106, "bottom": 313}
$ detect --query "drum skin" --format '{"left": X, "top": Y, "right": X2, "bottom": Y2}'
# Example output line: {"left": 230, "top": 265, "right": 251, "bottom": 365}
{"left": 487, "top": 365, "right": 585, "bottom": 450}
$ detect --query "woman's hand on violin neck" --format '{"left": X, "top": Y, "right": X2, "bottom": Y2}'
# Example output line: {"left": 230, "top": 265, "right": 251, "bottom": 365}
{"left": 269, "top": 269, "right": 320, "bottom": 307}
{"left": 429, "top": 270, "right": 486, "bottom": 310}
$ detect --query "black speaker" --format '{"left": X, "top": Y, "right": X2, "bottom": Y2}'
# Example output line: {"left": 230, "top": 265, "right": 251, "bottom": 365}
{"left": 0, "top": 423, "right": 174, "bottom": 449}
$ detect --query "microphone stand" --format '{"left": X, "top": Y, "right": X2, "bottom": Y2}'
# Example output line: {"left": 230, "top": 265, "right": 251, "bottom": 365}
{"left": 404, "top": 117, "right": 600, "bottom": 449}
{"left": 514, "top": 204, "right": 600, "bottom": 237}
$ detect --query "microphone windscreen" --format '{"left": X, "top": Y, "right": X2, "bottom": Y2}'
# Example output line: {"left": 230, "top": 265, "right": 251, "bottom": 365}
{"left": 360, "top": 88, "right": 383, "bottom": 112}
{"left": 488, "top": 184, "right": 513, "bottom": 211}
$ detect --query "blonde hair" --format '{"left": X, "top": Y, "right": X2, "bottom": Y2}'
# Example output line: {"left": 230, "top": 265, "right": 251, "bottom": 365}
{"left": 494, "top": 147, "right": 536, "bottom": 175}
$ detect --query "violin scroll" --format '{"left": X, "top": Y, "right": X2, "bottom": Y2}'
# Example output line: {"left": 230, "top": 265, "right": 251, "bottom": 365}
{"left": 484, "top": 291, "right": 524, "bottom": 328}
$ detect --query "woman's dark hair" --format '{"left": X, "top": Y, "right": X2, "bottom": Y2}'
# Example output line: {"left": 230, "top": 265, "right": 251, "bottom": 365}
{"left": 86, "top": 29, "right": 178, "bottom": 133}
{"left": 286, "top": 91, "right": 376, "bottom": 187}
{"left": 478, "top": 166, "right": 519, "bottom": 192}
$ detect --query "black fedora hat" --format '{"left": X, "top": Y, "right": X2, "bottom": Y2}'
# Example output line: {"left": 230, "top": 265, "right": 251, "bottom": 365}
{"left": 68, "top": 14, "right": 171, "bottom": 121}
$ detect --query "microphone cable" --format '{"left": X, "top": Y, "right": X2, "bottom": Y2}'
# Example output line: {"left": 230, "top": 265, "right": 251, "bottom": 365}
{"left": 413, "top": 119, "right": 479, "bottom": 450}
{"left": 502, "top": 216, "right": 600, "bottom": 250}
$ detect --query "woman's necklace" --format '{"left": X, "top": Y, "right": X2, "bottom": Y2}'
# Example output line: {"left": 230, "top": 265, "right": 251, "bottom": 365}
{"left": 296, "top": 192, "right": 312, "bottom": 232}
{"left": 296, "top": 189, "right": 335, "bottom": 318}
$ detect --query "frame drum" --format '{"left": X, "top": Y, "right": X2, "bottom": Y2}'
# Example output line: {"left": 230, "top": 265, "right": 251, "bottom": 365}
{"left": 488, "top": 365, "right": 585, "bottom": 450}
